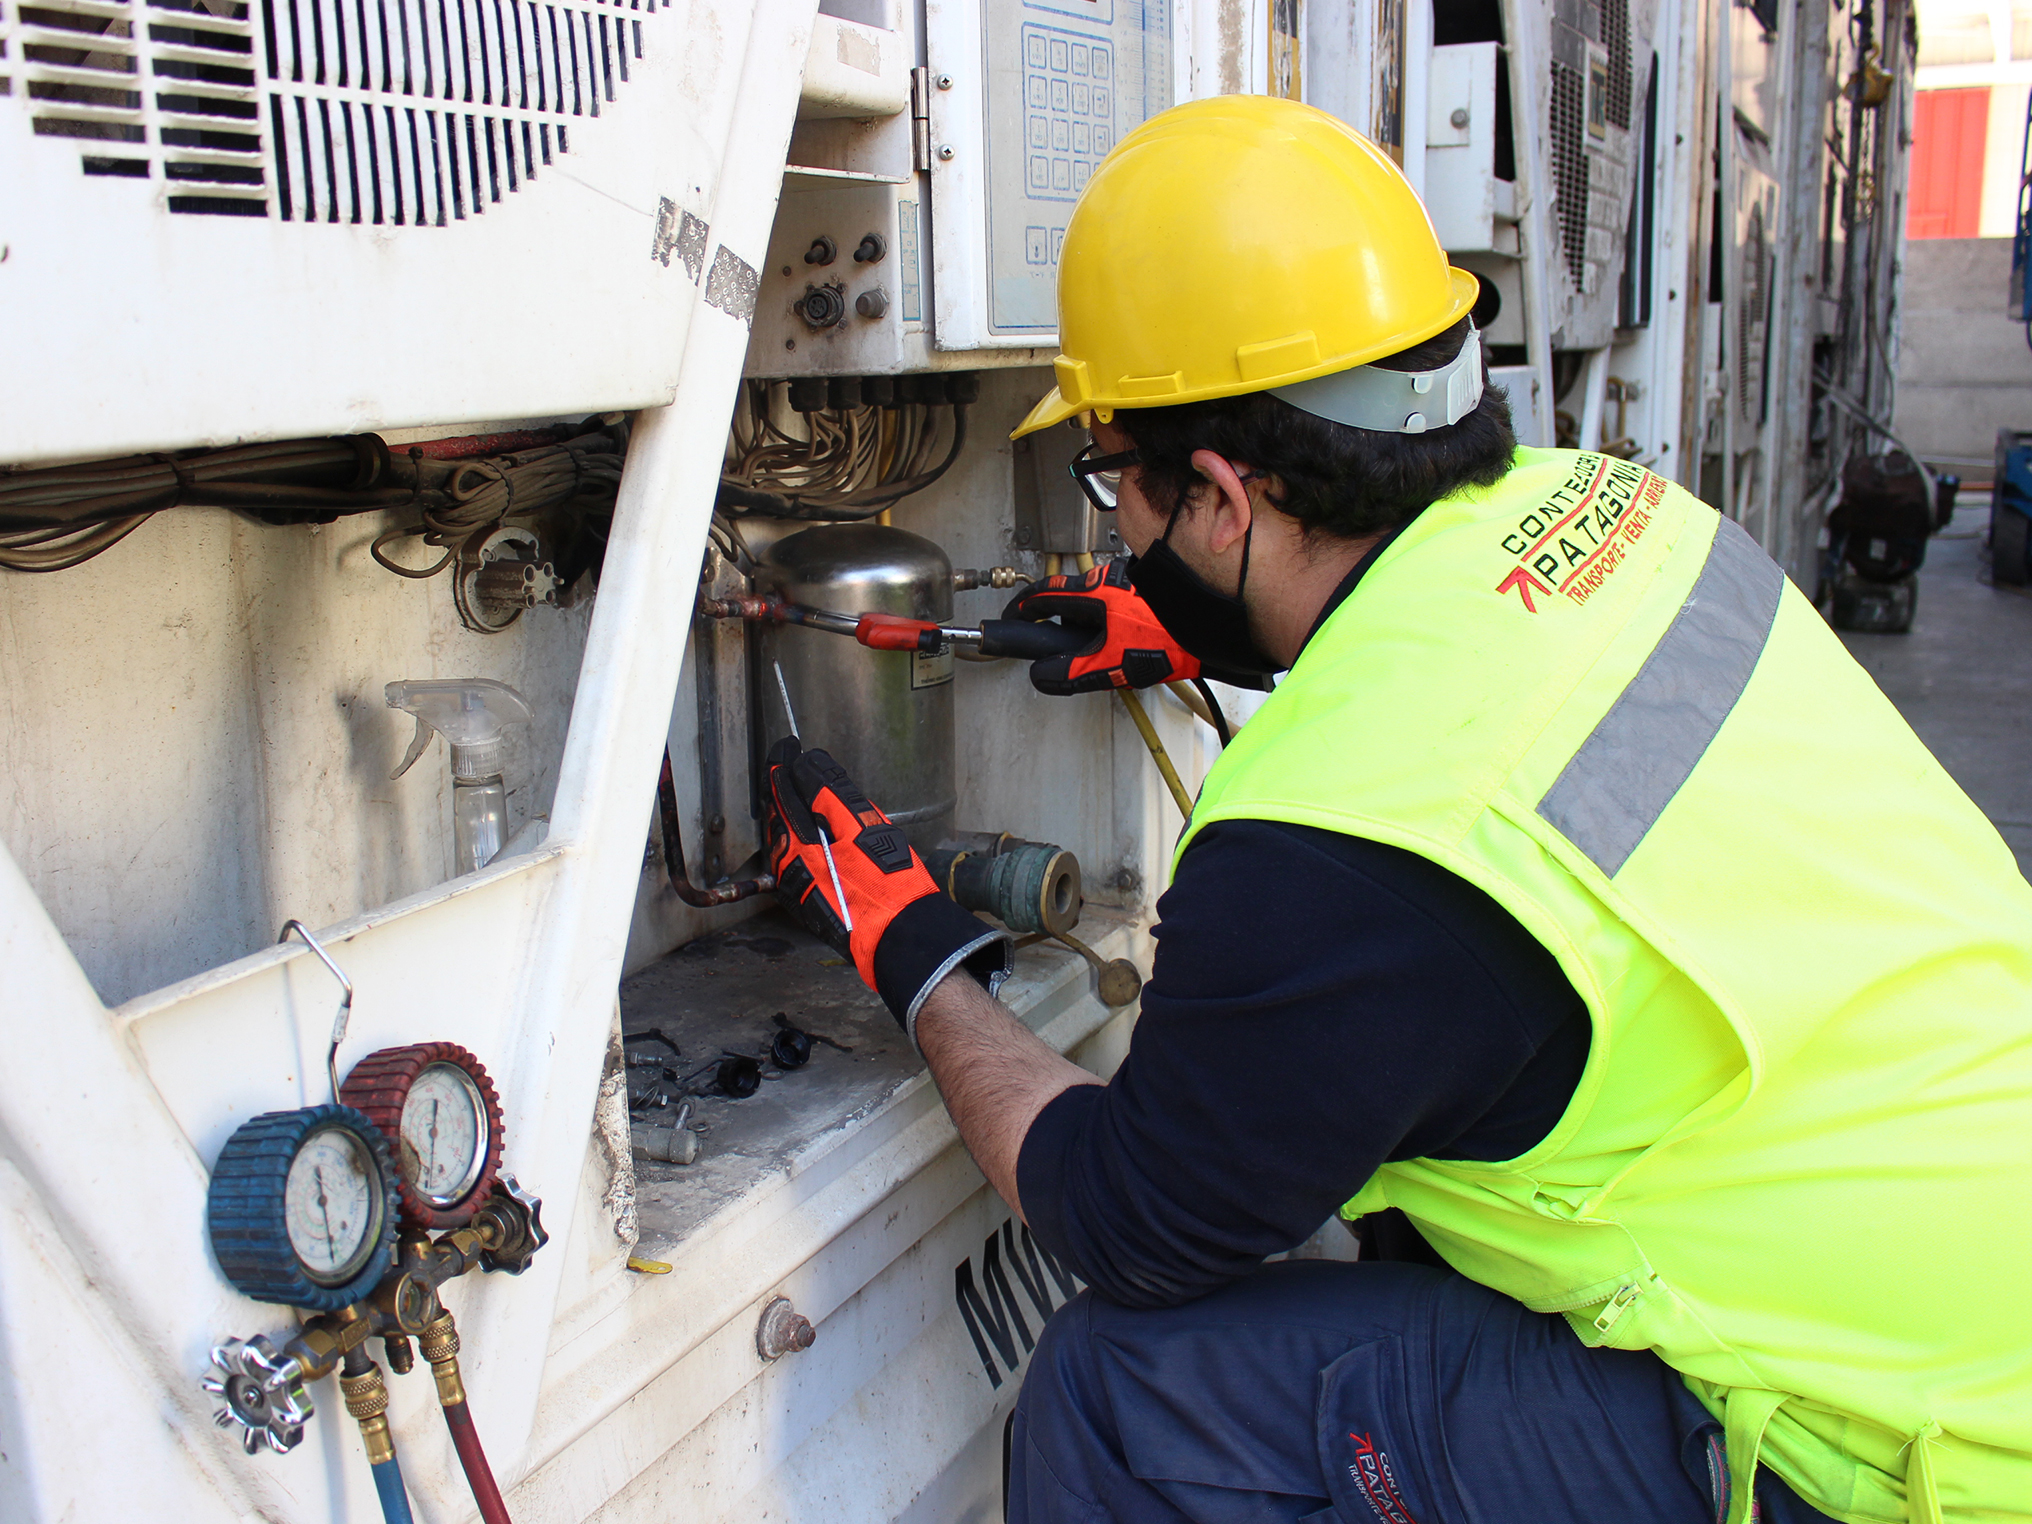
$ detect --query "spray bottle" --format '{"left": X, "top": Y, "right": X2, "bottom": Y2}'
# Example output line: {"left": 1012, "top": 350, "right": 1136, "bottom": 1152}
{"left": 386, "top": 679, "right": 534, "bottom": 875}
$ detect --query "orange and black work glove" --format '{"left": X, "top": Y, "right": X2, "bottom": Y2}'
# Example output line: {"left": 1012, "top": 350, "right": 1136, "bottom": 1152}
{"left": 1001, "top": 558, "right": 1201, "bottom": 695}
{"left": 764, "top": 740, "right": 1011, "bottom": 1043}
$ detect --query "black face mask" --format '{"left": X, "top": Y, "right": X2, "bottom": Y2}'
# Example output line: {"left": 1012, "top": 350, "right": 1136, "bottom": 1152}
{"left": 1127, "top": 506, "right": 1286, "bottom": 677}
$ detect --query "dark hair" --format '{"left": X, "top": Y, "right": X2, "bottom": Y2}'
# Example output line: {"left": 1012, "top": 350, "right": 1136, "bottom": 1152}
{"left": 1114, "top": 318, "right": 1516, "bottom": 541}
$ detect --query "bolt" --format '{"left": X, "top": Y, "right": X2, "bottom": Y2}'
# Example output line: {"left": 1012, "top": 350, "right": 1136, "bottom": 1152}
{"left": 785, "top": 339, "right": 796, "bottom": 350}
{"left": 936, "top": 73, "right": 953, "bottom": 89}
{"left": 936, "top": 143, "right": 956, "bottom": 161}
{"left": 781, "top": 264, "right": 792, "bottom": 277}
{"left": 1450, "top": 107, "right": 1470, "bottom": 128}
{"left": 756, "top": 1296, "right": 817, "bottom": 1361}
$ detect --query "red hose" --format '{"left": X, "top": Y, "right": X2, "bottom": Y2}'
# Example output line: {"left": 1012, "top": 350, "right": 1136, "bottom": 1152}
{"left": 442, "top": 1400, "right": 513, "bottom": 1524}
{"left": 395, "top": 427, "right": 575, "bottom": 460}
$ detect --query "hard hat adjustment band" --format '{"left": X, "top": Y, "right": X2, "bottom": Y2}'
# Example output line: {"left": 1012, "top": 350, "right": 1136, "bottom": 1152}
{"left": 1268, "top": 325, "right": 1484, "bottom": 436}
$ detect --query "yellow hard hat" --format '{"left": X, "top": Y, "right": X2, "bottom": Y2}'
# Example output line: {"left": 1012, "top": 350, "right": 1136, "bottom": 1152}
{"left": 1012, "top": 94, "right": 1479, "bottom": 439}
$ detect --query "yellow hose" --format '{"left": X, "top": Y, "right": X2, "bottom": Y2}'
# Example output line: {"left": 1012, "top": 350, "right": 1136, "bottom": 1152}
{"left": 1165, "top": 679, "right": 1216, "bottom": 730}
{"left": 1045, "top": 553, "right": 1062, "bottom": 576}
{"left": 1075, "top": 551, "right": 1095, "bottom": 573}
{"left": 1119, "top": 689, "right": 1195, "bottom": 818}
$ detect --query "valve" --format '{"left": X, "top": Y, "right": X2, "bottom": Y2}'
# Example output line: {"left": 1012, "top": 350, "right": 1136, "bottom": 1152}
{"left": 952, "top": 566, "right": 1024, "bottom": 590}
{"left": 204, "top": 1336, "right": 315, "bottom": 1455}
{"left": 476, "top": 1172, "right": 549, "bottom": 1275}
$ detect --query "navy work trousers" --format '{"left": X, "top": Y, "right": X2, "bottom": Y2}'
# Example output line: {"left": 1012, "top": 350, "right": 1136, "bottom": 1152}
{"left": 1007, "top": 1261, "right": 1839, "bottom": 1524}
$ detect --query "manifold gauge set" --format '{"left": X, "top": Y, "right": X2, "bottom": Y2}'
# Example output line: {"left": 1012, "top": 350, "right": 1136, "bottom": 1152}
{"left": 206, "top": 1043, "right": 508, "bottom": 1311}
{"left": 198, "top": 929, "right": 544, "bottom": 1524}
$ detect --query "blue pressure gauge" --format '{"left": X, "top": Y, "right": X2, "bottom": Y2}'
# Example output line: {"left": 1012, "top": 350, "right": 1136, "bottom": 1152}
{"left": 207, "top": 1105, "right": 398, "bottom": 1311}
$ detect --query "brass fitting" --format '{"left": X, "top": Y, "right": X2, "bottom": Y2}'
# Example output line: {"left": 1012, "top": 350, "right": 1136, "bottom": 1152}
{"left": 419, "top": 1312, "right": 466, "bottom": 1407}
{"left": 383, "top": 1332, "right": 415, "bottom": 1377}
{"left": 288, "top": 1307, "right": 374, "bottom": 1382}
{"left": 340, "top": 1364, "right": 396, "bottom": 1467}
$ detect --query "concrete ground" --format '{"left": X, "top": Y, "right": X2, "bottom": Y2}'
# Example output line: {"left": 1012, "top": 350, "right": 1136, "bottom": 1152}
{"left": 1837, "top": 502, "right": 2032, "bottom": 879}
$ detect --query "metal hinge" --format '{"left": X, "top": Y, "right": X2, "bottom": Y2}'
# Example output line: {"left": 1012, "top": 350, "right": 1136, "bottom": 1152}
{"left": 911, "top": 65, "right": 933, "bottom": 172}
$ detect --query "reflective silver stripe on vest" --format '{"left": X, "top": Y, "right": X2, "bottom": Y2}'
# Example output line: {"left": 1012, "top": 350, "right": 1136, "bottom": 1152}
{"left": 1536, "top": 516, "right": 1785, "bottom": 876}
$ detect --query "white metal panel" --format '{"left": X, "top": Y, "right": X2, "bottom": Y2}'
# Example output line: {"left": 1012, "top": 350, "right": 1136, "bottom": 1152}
{"left": 0, "top": 0, "right": 720, "bottom": 463}
{"left": 1423, "top": 42, "right": 1508, "bottom": 252}
{"left": 1489, "top": 362, "right": 1544, "bottom": 446}
{"left": 0, "top": 1, "right": 827, "bottom": 1517}
{"left": 799, "top": 14, "right": 911, "bottom": 118}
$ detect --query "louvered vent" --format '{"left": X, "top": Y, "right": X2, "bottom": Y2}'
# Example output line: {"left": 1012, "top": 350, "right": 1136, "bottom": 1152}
{"left": 1601, "top": 0, "right": 1631, "bottom": 130}
{"left": 1549, "top": 61, "right": 1589, "bottom": 287}
{"left": 1, "top": 0, "right": 662, "bottom": 220}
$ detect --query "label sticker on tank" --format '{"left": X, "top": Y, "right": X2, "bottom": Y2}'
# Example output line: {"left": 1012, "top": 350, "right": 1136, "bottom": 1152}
{"left": 912, "top": 648, "right": 955, "bottom": 689}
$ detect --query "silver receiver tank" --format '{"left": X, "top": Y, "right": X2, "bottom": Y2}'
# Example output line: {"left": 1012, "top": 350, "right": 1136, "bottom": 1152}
{"left": 755, "top": 523, "right": 956, "bottom": 851}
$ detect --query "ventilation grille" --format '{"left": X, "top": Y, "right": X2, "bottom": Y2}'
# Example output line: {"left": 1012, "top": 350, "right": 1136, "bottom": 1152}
{"left": 2, "top": 0, "right": 661, "bottom": 219}
{"left": 1549, "top": 61, "right": 1589, "bottom": 287}
{"left": 1601, "top": 0, "right": 1631, "bottom": 130}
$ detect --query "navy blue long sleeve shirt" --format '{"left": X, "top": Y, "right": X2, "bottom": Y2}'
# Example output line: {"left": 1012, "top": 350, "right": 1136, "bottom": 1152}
{"left": 1015, "top": 819, "right": 1591, "bottom": 1309}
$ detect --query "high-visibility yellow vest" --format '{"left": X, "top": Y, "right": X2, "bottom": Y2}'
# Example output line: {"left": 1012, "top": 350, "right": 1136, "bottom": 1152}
{"left": 1177, "top": 449, "right": 2032, "bottom": 1524}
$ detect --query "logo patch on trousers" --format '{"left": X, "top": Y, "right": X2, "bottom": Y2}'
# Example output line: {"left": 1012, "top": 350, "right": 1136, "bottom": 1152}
{"left": 1347, "top": 1431, "right": 1420, "bottom": 1524}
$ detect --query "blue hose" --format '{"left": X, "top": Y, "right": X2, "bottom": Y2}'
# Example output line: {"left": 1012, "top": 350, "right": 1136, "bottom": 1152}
{"left": 370, "top": 1453, "right": 416, "bottom": 1524}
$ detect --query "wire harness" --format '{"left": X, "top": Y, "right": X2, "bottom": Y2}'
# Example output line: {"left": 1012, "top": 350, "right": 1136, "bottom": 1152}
{"left": 0, "top": 422, "right": 626, "bottom": 576}
{"left": 718, "top": 374, "right": 978, "bottom": 521}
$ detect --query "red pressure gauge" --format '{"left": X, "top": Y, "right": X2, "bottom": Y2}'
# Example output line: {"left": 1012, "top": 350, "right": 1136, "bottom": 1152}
{"left": 340, "top": 1044, "right": 505, "bottom": 1229}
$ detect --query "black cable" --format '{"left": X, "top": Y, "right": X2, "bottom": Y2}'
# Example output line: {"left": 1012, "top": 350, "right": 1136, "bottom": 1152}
{"left": 1190, "top": 676, "right": 1233, "bottom": 746}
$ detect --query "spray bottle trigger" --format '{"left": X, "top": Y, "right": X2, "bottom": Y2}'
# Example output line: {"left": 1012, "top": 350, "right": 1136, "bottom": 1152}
{"left": 392, "top": 713, "right": 436, "bottom": 781}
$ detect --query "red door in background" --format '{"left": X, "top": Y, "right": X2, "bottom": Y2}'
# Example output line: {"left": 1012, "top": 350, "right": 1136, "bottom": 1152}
{"left": 1908, "top": 88, "right": 1991, "bottom": 240}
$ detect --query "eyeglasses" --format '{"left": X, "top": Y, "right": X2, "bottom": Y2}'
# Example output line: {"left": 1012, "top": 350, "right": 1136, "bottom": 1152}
{"left": 1068, "top": 442, "right": 1141, "bottom": 511}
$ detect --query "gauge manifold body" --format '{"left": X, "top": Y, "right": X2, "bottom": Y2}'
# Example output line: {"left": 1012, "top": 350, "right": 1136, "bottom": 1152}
{"left": 342, "top": 1042, "right": 506, "bottom": 1229}
{"left": 207, "top": 1105, "right": 398, "bottom": 1311}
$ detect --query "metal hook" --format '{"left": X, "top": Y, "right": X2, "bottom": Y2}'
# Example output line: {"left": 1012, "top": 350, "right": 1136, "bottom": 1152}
{"left": 278, "top": 920, "right": 353, "bottom": 1107}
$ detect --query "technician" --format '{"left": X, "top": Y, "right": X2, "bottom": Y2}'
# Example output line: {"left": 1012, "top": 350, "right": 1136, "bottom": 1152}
{"left": 760, "top": 95, "right": 2032, "bottom": 1524}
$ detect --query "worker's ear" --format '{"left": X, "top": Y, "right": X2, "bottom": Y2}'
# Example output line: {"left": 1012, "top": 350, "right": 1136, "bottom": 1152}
{"left": 1188, "top": 449, "right": 1256, "bottom": 557}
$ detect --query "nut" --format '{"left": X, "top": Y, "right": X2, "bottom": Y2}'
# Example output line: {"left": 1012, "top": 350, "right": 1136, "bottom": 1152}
{"left": 756, "top": 1296, "right": 817, "bottom": 1361}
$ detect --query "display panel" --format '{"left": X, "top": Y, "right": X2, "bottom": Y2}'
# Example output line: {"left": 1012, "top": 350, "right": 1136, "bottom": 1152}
{"left": 981, "top": 0, "right": 1171, "bottom": 333}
